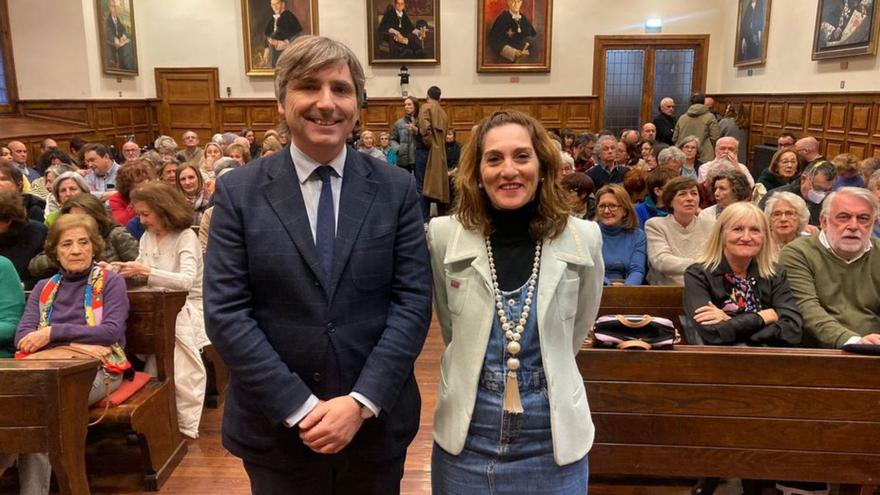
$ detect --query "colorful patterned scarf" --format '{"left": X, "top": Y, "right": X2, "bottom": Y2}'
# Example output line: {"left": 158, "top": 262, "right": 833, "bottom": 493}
{"left": 39, "top": 264, "right": 131, "bottom": 374}
{"left": 721, "top": 273, "right": 761, "bottom": 314}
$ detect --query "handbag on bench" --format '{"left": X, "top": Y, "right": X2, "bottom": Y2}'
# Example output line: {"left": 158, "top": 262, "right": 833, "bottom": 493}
{"left": 592, "top": 315, "right": 678, "bottom": 350}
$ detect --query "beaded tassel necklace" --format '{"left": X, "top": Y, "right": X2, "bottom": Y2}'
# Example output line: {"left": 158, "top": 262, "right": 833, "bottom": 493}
{"left": 485, "top": 237, "right": 542, "bottom": 414}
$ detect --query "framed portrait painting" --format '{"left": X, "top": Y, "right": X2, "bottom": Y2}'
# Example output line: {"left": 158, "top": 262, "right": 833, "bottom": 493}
{"left": 242, "top": 0, "right": 318, "bottom": 76}
{"left": 812, "top": 0, "right": 880, "bottom": 60}
{"left": 367, "top": 0, "right": 440, "bottom": 64}
{"left": 96, "top": 0, "right": 139, "bottom": 76}
{"left": 477, "top": 0, "right": 552, "bottom": 73}
{"left": 734, "top": 0, "right": 771, "bottom": 67}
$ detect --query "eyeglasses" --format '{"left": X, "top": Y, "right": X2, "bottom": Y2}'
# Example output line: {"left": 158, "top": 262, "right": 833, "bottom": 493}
{"left": 778, "top": 159, "right": 799, "bottom": 165}
{"left": 771, "top": 210, "right": 798, "bottom": 218}
{"left": 597, "top": 204, "right": 621, "bottom": 212}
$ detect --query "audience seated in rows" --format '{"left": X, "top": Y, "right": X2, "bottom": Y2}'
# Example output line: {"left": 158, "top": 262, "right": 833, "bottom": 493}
{"left": 635, "top": 167, "right": 677, "bottom": 228}
{"left": 678, "top": 135, "right": 702, "bottom": 178}
{"left": 697, "top": 137, "right": 754, "bottom": 188}
{"left": 0, "top": 189, "right": 46, "bottom": 289}
{"left": 760, "top": 161, "right": 836, "bottom": 226}
{"left": 699, "top": 169, "right": 752, "bottom": 220}
{"left": 594, "top": 184, "right": 646, "bottom": 285}
{"left": 175, "top": 163, "right": 212, "bottom": 226}
{"left": 645, "top": 176, "right": 714, "bottom": 285}
{"left": 0, "top": 162, "right": 45, "bottom": 222}
{"left": 757, "top": 148, "right": 800, "bottom": 193}
{"left": 780, "top": 187, "right": 880, "bottom": 348}
{"left": 587, "top": 135, "right": 628, "bottom": 189}
{"left": 764, "top": 191, "right": 813, "bottom": 255}
{"left": 2, "top": 213, "right": 131, "bottom": 495}
{"left": 114, "top": 182, "right": 209, "bottom": 439}
{"left": 683, "top": 202, "right": 803, "bottom": 346}
{"left": 29, "top": 194, "right": 138, "bottom": 281}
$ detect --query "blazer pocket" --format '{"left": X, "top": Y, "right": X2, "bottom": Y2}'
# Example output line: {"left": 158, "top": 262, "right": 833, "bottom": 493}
{"left": 349, "top": 230, "right": 396, "bottom": 290}
{"left": 445, "top": 276, "right": 469, "bottom": 315}
{"left": 556, "top": 278, "right": 579, "bottom": 321}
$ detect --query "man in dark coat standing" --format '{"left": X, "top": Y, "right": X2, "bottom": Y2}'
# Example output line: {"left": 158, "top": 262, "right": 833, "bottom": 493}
{"left": 205, "top": 35, "right": 432, "bottom": 494}
{"left": 653, "top": 97, "right": 677, "bottom": 146}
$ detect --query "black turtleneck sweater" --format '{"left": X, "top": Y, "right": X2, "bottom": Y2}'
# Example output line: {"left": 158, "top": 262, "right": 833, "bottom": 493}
{"left": 488, "top": 203, "right": 539, "bottom": 292}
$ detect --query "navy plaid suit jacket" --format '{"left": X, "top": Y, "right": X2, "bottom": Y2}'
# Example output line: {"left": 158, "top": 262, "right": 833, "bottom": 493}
{"left": 204, "top": 145, "right": 432, "bottom": 468}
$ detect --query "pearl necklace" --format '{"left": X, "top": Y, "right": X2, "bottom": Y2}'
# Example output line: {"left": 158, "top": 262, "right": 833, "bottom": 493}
{"left": 485, "top": 236, "right": 542, "bottom": 414}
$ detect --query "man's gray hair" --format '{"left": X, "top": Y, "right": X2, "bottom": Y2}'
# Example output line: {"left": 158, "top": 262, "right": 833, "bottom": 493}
{"left": 154, "top": 135, "right": 178, "bottom": 153}
{"left": 820, "top": 186, "right": 880, "bottom": 221}
{"left": 715, "top": 136, "right": 739, "bottom": 149}
{"left": 806, "top": 161, "right": 837, "bottom": 182}
{"left": 595, "top": 134, "right": 617, "bottom": 150}
{"left": 764, "top": 191, "right": 810, "bottom": 232}
{"left": 274, "top": 35, "right": 366, "bottom": 109}
{"left": 657, "top": 146, "right": 685, "bottom": 166}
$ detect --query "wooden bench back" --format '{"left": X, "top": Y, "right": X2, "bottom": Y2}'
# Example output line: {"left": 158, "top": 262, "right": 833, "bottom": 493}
{"left": 124, "top": 289, "right": 187, "bottom": 381}
{"left": 578, "top": 346, "right": 880, "bottom": 484}
{"left": 23, "top": 288, "right": 187, "bottom": 382}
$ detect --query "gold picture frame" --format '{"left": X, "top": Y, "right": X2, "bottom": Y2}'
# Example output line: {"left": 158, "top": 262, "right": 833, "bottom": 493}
{"left": 241, "top": 0, "right": 319, "bottom": 76}
{"left": 477, "top": 0, "right": 552, "bottom": 73}
{"left": 96, "top": 0, "right": 139, "bottom": 76}
{"left": 812, "top": 0, "right": 880, "bottom": 60}
{"left": 734, "top": 0, "right": 771, "bottom": 67}
{"left": 367, "top": 0, "right": 440, "bottom": 65}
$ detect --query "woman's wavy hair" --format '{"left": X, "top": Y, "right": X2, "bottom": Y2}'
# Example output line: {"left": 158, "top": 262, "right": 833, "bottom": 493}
{"left": 60, "top": 193, "right": 116, "bottom": 237}
{"left": 697, "top": 202, "right": 776, "bottom": 278}
{"left": 130, "top": 182, "right": 194, "bottom": 233}
{"left": 45, "top": 213, "right": 105, "bottom": 265}
{"left": 453, "top": 110, "right": 569, "bottom": 240}
{"left": 115, "top": 159, "right": 157, "bottom": 202}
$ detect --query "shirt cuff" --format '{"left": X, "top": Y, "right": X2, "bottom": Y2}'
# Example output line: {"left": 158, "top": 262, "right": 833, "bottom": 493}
{"left": 844, "top": 335, "right": 863, "bottom": 346}
{"left": 282, "top": 394, "right": 319, "bottom": 428}
{"left": 349, "top": 392, "right": 380, "bottom": 419}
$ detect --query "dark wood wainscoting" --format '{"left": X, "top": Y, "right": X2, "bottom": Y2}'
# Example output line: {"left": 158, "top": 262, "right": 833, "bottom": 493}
{"left": 715, "top": 92, "right": 880, "bottom": 163}
{"left": 218, "top": 96, "right": 599, "bottom": 145}
{"left": 6, "top": 99, "right": 158, "bottom": 157}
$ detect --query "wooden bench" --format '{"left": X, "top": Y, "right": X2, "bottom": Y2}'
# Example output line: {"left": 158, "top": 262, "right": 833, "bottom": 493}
{"left": 598, "top": 285, "right": 684, "bottom": 326}
{"left": 0, "top": 360, "right": 99, "bottom": 495}
{"left": 88, "top": 288, "right": 188, "bottom": 491}
{"left": 578, "top": 345, "right": 880, "bottom": 493}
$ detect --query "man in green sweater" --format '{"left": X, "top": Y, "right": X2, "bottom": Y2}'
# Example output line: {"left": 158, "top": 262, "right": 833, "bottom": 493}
{"left": 0, "top": 255, "right": 24, "bottom": 358}
{"left": 780, "top": 187, "right": 880, "bottom": 348}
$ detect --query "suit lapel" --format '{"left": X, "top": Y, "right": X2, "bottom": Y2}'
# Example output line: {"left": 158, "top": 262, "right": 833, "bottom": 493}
{"left": 263, "top": 148, "right": 325, "bottom": 287}
{"left": 328, "top": 151, "right": 378, "bottom": 299}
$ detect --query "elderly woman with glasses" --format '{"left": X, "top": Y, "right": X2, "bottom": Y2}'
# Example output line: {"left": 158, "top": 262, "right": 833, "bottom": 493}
{"left": 594, "top": 184, "right": 646, "bottom": 285}
{"left": 764, "top": 191, "right": 812, "bottom": 253}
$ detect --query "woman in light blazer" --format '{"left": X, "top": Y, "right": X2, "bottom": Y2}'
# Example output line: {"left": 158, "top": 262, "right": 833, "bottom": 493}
{"left": 428, "top": 110, "right": 604, "bottom": 495}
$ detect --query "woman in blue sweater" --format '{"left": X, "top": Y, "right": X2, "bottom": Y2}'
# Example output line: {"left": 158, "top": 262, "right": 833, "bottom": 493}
{"left": 594, "top": 184, "right": 647, "bottom": 285}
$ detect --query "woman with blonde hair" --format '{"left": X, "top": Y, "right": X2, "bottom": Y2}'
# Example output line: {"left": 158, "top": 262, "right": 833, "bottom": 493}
{"left": 429, "top": 109, "right": 603, "bottom": 494}
{"left": 199, "top": 142, "right": 223, "bottom": 182}
{"left": 683, "top": 202, "right": 802, "bottom": 346}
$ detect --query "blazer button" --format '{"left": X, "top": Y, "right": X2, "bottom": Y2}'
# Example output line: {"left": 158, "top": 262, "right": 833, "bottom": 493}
{"left": 326, "top": 322, "right": 335, "bottom": 334}
{"left": 313, "top": 279, "right": 321, "bottom": 287}
{"left": 312, "top": 372, "right": 322, "bottom": 382}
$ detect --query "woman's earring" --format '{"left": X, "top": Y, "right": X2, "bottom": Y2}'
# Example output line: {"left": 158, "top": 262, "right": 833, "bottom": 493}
{"left": 478, "top": 183, "right": 483, "bottom": 188}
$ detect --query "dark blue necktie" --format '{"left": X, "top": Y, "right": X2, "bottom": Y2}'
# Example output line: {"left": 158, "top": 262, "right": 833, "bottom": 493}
{"left": 315, "top": 166, "right": 335, "bottom": 279}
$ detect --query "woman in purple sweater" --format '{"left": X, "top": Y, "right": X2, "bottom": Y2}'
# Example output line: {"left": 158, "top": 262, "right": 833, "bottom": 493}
{"left": 1, "top": 213, "right": 130, "bottom": 495}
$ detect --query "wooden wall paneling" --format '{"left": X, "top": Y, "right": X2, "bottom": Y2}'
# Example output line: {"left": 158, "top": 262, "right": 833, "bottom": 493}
{"left": 22, "top": 103, "right": 90, "bottom": 126}
{"left": 154, "top": 68, "right": 219, "bottom": 141}
{"left": 827, "top": 103, "right": 848, "bottom": 133}
{"left": 847, "top": 142, "right": 867, "bottom": 159}
{"left": 850, "top": 104, "right": 872, "bottom": 136}
{"left": 249, "top": 105, "right": 277, "bottom": 127}
{"left": 765, "top": 103, "right": 784, "bottom": 128}
{"left": 825, "top": 139, "right": 844, "bottom": 158}
{"left": 808, "top": 103, "right": 827, "bottom": 132}
{"left": 784, "top": 103, "right": 806, "bottom": 131}
{"left": 750, "top": 102, "right": 766, "bottom": 126}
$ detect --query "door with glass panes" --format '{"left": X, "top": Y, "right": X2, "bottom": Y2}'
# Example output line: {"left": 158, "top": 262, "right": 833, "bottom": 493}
{"left": 593, "top": 35, "right": 709, "bottom": 137}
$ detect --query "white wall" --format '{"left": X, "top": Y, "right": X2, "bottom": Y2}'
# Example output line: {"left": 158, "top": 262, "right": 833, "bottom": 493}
{"left": 716, "top": 0, "right": 880, "bottom": 94}
{"left": 13, "top": 0, "right": 875, "bottom": 100}
{"left": 10, "top": 0, "right": 729, "bottom": 100}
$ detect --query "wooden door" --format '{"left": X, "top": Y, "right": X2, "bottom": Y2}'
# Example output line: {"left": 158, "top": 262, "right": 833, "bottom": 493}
{"left": 154, "top": 68, "right": 219, "bottom": 144}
